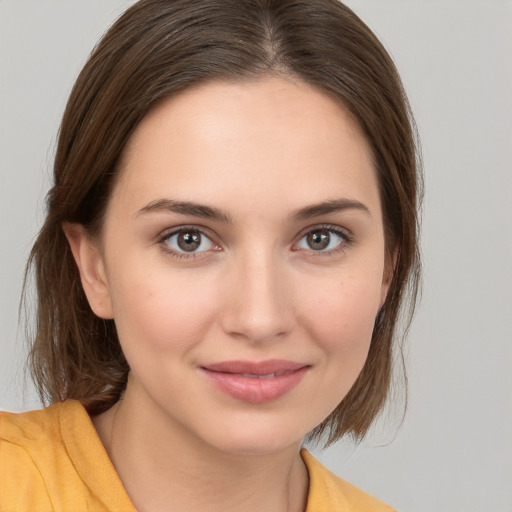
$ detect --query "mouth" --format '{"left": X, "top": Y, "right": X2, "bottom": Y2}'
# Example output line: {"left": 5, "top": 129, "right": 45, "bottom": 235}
{"left": 200, "top": 359, "right": 310, "bottom": 403}
{"left": 237, "top": 372, "right": 289, "bottom": 379}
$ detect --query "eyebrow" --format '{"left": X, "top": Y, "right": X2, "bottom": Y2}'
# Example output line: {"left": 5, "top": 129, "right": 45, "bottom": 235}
{"left": 135, "top": 197, "right": 370, "bottom": 223}
{"left": 135, "top": 199, "right": 232, "bottom": 223}
{"left": 291, "top": 198, "right": 371, "bottom": 220}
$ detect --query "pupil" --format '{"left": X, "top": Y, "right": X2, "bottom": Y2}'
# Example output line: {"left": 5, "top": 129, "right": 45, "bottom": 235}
{"left": 178, "top": 231, "right": 200, "bottom": 252}
{"left": 307, "top": 230, "right": 330, "bottom": 250}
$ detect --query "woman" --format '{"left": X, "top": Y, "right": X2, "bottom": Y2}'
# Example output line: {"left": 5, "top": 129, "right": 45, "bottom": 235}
{"left": 0, "top": 0, "right": 421, "bottom": 510}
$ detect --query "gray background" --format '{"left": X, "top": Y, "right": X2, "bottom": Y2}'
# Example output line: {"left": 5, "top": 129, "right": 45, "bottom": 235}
{"left": 1, "top": 1, "right": 511, "bottom": 511}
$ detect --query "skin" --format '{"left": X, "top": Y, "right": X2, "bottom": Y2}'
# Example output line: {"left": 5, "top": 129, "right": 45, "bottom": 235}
{"left": 65, "top": 77, "right": 391, "bottom": 512}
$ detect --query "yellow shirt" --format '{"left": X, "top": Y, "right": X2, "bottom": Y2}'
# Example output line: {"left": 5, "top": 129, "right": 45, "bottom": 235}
{"left": 0, "top": 401, "right": 395, "bottom": 511}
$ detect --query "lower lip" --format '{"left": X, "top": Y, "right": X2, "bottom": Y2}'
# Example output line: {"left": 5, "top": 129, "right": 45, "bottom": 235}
{"left": 201, "top": 367, "right": 309, "bottom": 404}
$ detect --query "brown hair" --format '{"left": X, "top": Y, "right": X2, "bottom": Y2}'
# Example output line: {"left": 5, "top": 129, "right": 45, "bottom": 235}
{"left": 25, "top": 0, "right": 422, "bottom": 444}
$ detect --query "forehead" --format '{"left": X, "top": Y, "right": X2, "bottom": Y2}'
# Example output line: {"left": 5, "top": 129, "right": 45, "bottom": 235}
{"left": 112, "top": 77, "right": 380, "bottom": 219}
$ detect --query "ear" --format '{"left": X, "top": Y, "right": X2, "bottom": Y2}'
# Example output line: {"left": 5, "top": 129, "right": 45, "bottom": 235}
{"left": 380, "top": 247, "right": 398, "bottom": 307}
{"left": 62, "top": 222, "right": 114, "bottom": 319}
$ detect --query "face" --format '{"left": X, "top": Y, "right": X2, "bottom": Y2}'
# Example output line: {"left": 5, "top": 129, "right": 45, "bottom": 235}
{"left": 72, "top": 77, "right": 390, "bottom": 455}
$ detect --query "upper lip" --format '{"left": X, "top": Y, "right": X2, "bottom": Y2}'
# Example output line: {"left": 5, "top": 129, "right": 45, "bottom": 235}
{"left": 201, "top": 359, "right": 309, "bottom": 376}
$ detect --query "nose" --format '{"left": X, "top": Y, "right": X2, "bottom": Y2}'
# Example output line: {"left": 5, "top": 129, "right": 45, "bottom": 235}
{"left": 219, "top": 249, "right": 295, "bottom": 344}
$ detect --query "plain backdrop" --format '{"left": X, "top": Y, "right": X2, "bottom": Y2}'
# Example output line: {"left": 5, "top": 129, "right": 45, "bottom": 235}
{"left": 1, "top": 1, "right": 511, "bottom": 511}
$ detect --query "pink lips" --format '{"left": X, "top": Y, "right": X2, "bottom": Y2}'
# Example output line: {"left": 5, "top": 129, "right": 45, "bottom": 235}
{"left": 200, "top": 359, "right": 309, "bottom": 403}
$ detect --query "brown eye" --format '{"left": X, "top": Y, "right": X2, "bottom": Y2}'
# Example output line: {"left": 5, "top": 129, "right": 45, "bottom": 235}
{"left": 296, "top": 227, "right": 346, "bottom": 252}
{"left": 307, "top": 230, "right": 331, "bottom": 250}
{"left": 164, "top": 229, "right": 215, "bottom": 254}
{"left": 177, "top": 231, "right": 201, "bottom": 252}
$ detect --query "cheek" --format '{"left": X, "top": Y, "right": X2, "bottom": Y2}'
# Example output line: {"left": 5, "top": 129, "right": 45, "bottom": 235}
{"left": 292, "top": 267, "right": 383, "bottom": 429}
{"left": 107, "top": 262, "right": 219, "bottom": 355}
{"left": 300, "top": 267, "right": 382, "bottom": 359}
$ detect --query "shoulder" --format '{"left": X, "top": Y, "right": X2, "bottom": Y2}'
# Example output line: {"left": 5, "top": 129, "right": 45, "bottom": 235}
{"left": 301, "top": 449, "right": 396, "bottom": 512}
{"left": 0, "top": 400, "right": 81, "bottom": 459}
{"left": 0, "top": 400, "right": 134, "bottom": 512}
{"left": 1, "top": 400, "right": 64, "bottom": 442}
{"left": 0, "top": 402, "right": 69, "bottom": 510}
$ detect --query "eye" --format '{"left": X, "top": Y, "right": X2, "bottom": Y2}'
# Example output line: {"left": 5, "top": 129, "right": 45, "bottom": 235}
{"left": 163, "top": 228, "right": 216, "bottom": 254}
{"left": 296, "top": 227, "right": 347, "bottom": 252}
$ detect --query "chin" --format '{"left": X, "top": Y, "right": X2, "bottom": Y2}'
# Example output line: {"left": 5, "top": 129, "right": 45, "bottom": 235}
{"left": 195, "top": 414, "right": 310, "bottom": 457}
{"left": 210, "top": 437, "right": 300, "bottom": 457}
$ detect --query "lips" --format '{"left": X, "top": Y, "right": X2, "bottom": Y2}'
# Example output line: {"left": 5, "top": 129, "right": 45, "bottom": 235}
{"left": 200, "top": 359, "right": 310, "bottom": 403}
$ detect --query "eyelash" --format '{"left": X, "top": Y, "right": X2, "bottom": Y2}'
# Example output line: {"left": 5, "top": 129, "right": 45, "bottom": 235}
{"left": 157, "top": 224, "right": 353, "bottom": 260}
{"left": 158, "top": 225, "right": 219, "bottom": 259}
{"left": 294, "top": 224, "right": 353, "bottom": 257}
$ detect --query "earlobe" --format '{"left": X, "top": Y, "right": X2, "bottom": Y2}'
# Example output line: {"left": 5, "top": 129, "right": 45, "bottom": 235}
{"left": 62, "top": 222, "right": 114, "bottom": 319}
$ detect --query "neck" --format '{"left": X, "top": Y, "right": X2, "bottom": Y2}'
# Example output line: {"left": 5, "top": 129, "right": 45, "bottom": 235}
{"left": 92, "top": 384, "right": 309, "bottom": 512}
